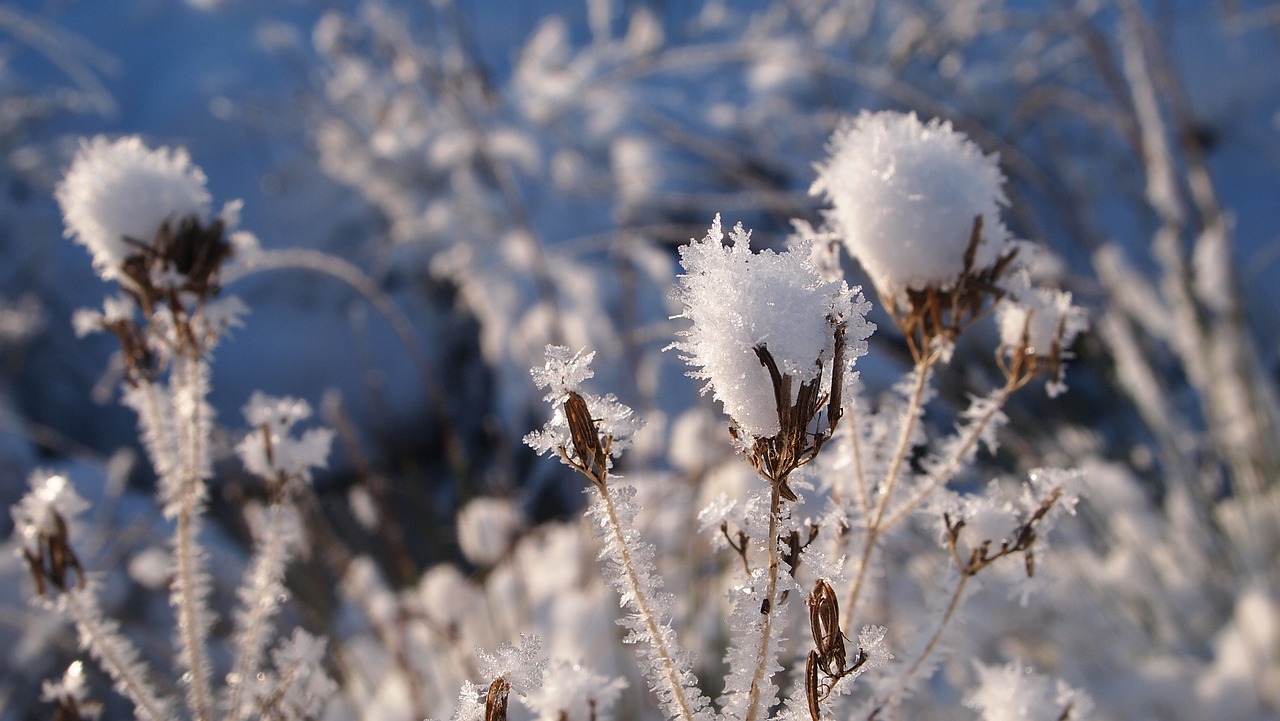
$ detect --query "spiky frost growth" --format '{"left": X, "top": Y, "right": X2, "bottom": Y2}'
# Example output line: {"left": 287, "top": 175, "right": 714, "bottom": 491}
{"left": 226, "top": 392, "right": 333, "bottom": 720}
{"left": 450, "top": 636, "right": 546, "bottom": 721}
{"left": 585, "top": 485, "right": 714, "bottom": 721}
{"left": 811, "top": 111, "right": 1013, "bottom": 308}
{"left": 526, "top": 659, "right": 628, "bottom": 721}
{"left": 235, "top": 392, "right": 336, "bottom": 487}
{"left": 718, "top": 567, "right": 788, "bottom": 721}
{"left": 56, "top": 135, "right": 212, "bottom": 282}
{"left": 245, "top": 629, "right": 338, "bottom": 721}
{"left": 669, "top": 214, "right": 871, "bottom": 442}
{"left": 524, "top": 345, "right": 644, "bottom": 481}
{"left": 64, "top": 584, "right": 176, "bottom": 721}
{"left": 967, "top": 660, "right": 1094, "bottom": 721}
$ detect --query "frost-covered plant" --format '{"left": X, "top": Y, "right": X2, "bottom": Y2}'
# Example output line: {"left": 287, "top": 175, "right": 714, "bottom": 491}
{"left": 525, "top": 345, "right": 712, "bottom": 721}
{"left": 9, "top": 135, "right": 337, "bottom": 721}
{"left": 513, "top": 203, "right": 1084, "bottom": 721}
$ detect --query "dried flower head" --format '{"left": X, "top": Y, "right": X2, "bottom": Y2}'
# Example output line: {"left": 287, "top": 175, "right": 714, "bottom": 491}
{"left": 995, "top": 284, "right": 1088, "bottom": 396}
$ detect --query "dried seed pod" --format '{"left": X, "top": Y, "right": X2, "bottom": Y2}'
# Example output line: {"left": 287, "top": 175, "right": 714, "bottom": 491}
{"left": 485, "top": 677, "right": 511, "bottom": 721}
{"left": 805, "top": 650, "right": 821, "bottom": 721}
{"left": 808, "top": 579, "right": 846, "bottom": 675}
{"left": 564, "top": 391, "right": 607, "bottom": 485}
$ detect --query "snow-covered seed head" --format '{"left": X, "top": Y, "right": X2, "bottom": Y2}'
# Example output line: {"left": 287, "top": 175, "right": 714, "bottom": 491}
{"left": 995, "top": 285, "right": 1087, "bottom": 396}
{"left": 812, "top": 112, "right": 1016, "bottom": 353}
{"left": 235, "top": 392, "right": 335, "bottom": 490}
{"left": 11, "top": 471, "right": 89, "bottom": 597}
{"left": 669, "top": 215, "right": 872, "bottom": 450}
{"left": 57, "top": 135, "right": 213, "bottom": 282}
{"left": 812, "top": 111, "right": 1013, "bottom": 301}
{"left": 524, "top": 345, "right": 644, "bottom": 484}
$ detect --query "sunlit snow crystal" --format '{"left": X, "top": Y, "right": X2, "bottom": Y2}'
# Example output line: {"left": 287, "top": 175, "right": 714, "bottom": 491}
{"left": 669, "top": 215, "right": 870, "bottom": 440}
{"left": 56, "top": 135, "right": 212, "bottom": 281}
{"left": 811, "top": 111, "right": 1012, "bottom": 304}
{"left": 11, "top": 471, "right": 89, "bottom": 555}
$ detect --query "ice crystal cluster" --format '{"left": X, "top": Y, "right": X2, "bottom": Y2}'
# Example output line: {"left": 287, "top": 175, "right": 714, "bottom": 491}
{"left": 235, "top": 392, "right": 335, "bottom": 484}
{"left": 811, "top": 111, "right": 1013, "bottom": 303}
{"left": 670, "top": 214, "right": 873, "bottom": 440}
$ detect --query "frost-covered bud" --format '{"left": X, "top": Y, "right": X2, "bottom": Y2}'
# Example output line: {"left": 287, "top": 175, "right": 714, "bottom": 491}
{"left": 41, "top": 661, "right": 99, "bottom": 719}
{"left": 996, "top": 287, "right": 1087, "bottom": 357}
{"left": 524, "top": 346, "right": 644, "bottom": 481}
{"left": 11, "top": 471, "right": 89, "bottom": 557}
{"left": 995, "top": 282, "right": 1087, "bottom": 396}
{"left": 456, "top": 496, "right": 524, "bottom": 566}
{"left": 669, "top": 215, "right": 872, "bottom": 441}
{"left": 11, "top": 471, "right": 89, "bottom": 596}
{"left": 236, "top": 392, "right": 335, "bottom": 486}
{"left": 56, "top": 136, "right": 212, "bottom": 281}
{"left": 476, "top": 634, "right": 545, "bottom": 697}
{"left": 811, "top": 111, "right": 1013, "bottom": 308}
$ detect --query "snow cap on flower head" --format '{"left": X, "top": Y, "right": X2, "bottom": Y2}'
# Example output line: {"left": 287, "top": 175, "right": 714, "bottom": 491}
{"left": 669, "top": 214, "right": 872, "bottom": 441}
{"left": 811, "top": 111, "right": 1013, "bottom": 306}
{"left": 56, "top": 135, "right": 213, "bottom": 281}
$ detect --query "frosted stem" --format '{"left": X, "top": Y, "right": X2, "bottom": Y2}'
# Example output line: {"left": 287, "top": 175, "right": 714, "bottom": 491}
{"left": 226, "top": 502, "right": 296, "bottom": 721}
{"left": 598, "top": 485, "right": 704, "bottom": 721}
{"left": 865, "top": 574, "right": 969, "bottom": 721}
{"left": 880, "top": 382, "right": 1016, "bottom": 532}
{"left": 170, "top": 351, "right": 214, "bottom": 721}
{"left": 65, "top": 586, "right": 175, "bottom": 721}
{"left": 743, "top": 482, "right": 784, "bottom": 721}
{"left": 842, "top": 357, "right": 932, "bottom": 629}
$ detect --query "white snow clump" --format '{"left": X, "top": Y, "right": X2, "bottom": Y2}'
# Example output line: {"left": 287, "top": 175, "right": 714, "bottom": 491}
{"left": 56, "top": 135, "right": 213, "bottom": 281}
{"left": 669, "top": 214, "right": 871, "bottom": 440}
{"left": 811, "top": 111, "right": 1013, "bottom": 304}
